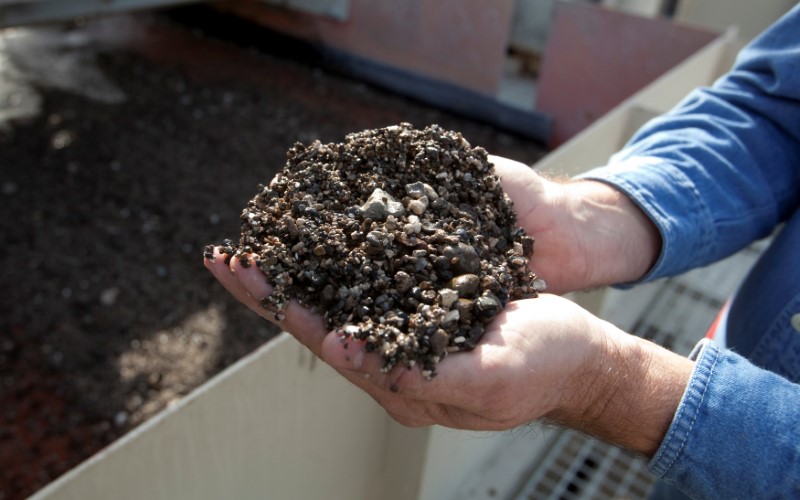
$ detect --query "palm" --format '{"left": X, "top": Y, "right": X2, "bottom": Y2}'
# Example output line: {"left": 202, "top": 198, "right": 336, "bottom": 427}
{"left": 318, "top": 295, "right": 599, "bottom": 430}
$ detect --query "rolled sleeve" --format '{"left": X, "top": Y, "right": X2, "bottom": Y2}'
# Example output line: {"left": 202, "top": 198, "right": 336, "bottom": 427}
{"left": 648, "top": 339, "right": 800, "bottom": 499}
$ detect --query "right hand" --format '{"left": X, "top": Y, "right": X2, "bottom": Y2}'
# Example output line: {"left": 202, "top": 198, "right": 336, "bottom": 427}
{"left": 206, "top": 251, "right": 692, "bottom": 457}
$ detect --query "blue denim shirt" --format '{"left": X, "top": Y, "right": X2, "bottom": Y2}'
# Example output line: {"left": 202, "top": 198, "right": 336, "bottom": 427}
{"left": 579, "top": 5, "right": 800, "bottom": 499}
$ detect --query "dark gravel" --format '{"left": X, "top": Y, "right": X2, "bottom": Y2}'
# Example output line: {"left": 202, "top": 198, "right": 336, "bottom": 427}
{"left": 221, "top": 124, "right": 539, "bottom": 377}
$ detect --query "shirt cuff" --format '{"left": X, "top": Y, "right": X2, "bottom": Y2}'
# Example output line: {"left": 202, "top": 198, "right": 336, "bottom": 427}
{"left": 648, "top": 338, "right": 717, "bottom": 477}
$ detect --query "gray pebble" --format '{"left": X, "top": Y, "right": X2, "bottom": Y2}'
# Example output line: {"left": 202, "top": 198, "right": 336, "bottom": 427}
{"left": 361, "top": 188, "right": 405, "bottom": 220}
{"left": 474, "top": 291, "right": 502, "bottom": 323}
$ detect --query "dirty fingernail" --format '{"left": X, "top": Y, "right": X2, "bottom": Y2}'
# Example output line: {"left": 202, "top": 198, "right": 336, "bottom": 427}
{"left": 353, "top": 350, "right": 364, "bottom": 370}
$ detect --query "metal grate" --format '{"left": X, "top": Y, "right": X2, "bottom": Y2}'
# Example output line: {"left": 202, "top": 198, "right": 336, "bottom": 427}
{"left": 633, "top": 241, "right": 768, "bottom": 355}
{"left": 513, "top": 430, "right": 655, "bottom": 500}
{"left": 512, "top": 239, "right": 770, "bottom": 500}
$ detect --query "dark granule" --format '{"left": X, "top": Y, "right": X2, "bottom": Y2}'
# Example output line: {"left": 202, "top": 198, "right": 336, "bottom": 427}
{"left": 220, "top": 123, "right": 539, "bottom": 377}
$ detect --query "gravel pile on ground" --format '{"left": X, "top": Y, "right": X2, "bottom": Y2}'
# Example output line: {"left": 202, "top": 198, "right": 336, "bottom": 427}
{"left": 211, "top": 123, "right": 539, "bottom": 377}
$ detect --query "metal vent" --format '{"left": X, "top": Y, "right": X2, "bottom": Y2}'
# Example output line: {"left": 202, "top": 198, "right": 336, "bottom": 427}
{"left": 513, "top": 430, "right": 654, "bottom": 499}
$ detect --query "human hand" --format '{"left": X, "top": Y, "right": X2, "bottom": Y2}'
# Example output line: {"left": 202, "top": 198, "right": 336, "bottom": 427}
{"left": 490, "top": 155, "right": 661, "bottom": 293}
{"left": 205, "top": 248, "right": 607, "bottom": 430}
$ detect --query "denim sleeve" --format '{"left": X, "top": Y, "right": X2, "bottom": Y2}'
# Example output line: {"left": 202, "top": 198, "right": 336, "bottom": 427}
{"left": 649, "top": 339, "right": 800, "bottom": 498}
{"left": 577, "top": 5, "right": 800, "bottom": 281}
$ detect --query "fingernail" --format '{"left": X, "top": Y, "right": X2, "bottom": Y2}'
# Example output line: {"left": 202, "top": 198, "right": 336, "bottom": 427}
{"left": 203, "top": 245, "right": 216, "bottom": 262}
{"left": 353, "top": 350, "right": 364, "bottom": 370}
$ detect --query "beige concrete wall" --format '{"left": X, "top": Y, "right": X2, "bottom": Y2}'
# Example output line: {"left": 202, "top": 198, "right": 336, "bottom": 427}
{"left": 31, "top": 334, "right": 395, "bottom": 500}
{"left": 32, "top": 331, "right": 554, "bottom": 500}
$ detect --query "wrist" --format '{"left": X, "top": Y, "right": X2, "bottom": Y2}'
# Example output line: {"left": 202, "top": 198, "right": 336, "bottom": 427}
{"left": 561, "top": 180, "right": 661, "bottom": 287}
{"left": 550, "top": 321, "right": 693, "bottom": 457}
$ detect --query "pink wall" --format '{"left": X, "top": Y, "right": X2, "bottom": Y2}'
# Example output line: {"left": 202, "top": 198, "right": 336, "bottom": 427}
{"left": 216, "top": 0, "right": 515, "bottom": 95}
{"left": 536, "top": 2, "right": 718, "bottom": 147}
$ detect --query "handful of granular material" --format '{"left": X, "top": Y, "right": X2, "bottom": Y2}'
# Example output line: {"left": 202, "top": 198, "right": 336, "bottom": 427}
{"left": 209, "top": 123, "right": 540, "bottom": 378}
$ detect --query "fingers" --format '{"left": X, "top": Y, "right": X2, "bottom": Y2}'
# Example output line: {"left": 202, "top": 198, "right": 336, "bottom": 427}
{"left": 233, "top": 258, "right": 328, "bottom": 354}
{"left": 204, "top": 247, "right": 267, "bottom": 316}
{"left": 204, "top": 247, "right": 328, "bottom": 355}
{"left": 319, "top": 326, "right": 483, "bottom": 409}
{"left": 205, "top": 247, "right": 497, "bottom": 426}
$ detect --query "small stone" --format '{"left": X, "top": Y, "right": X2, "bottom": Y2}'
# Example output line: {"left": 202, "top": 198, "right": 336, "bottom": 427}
{"left": 394, "top": 271, "right": 414, "bottom": 293}
{"left": 508, "top": 256, "right": 528, "bottom": 269}
{"left": 464, "top": 324, "right": 486, "bottom": 349}
{"left": 443, "top": 243, "right": 481, "bottom": 275}
{"left": 442, "top": 309, "right": 459, "bottom": 325}
{"left": 99, "top": 287, "right": 120, "bottom": 306}
{"left": 455, "top": 298, "right": 474, "bottom": 324}
{"left": 423, "top": 184, "right": 439, "bottom": 201}
{"left": 474, "top": 291, "right": 502, "bottom": 323}
{"left": 430, "top": 329, "right": 449, "bottom": 356}
{"left": 361, "top": 188, "right": 405, "bottom": 221}
{"left": 439, "top": 288, "right": 458, "bottom": 308}
{"left": 2, "top": 182, "right": 18, "bottom": 195}
{"left": 405, "top": 182, "right": 427, "bottom": 199}
{"left": 403, "top": 214, "right": 422, "bottom": 234}
{"left": 449, "top": 274, "right": 480, "bottom": 298}
{"left": 521, "top": 236, "right": 534, "bottom": 258}
{"left": 406, "top": 197, "right": 428, "bottom": 216}
{"left": 405, "top": 181, "right": 439, "bottom": 201}
{"left": 114, "top": 411, "right": 129, "bottom": 428}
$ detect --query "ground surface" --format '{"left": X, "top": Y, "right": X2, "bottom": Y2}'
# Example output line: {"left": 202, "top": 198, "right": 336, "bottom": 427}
{"left": 0, "top": 10, "right": 545, "bottom": 499}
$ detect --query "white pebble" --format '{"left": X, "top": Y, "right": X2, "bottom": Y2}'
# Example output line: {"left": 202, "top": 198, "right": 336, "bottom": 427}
{"left": 443, "top": 309, "right": 460, "bottom": 324}
{"left": 114, "top": 411, "right": 129, "bottom": 427}
{"left": 439, "top": 288, "right": 458, "bottom": 308}
{"left": 407, "top": 197, "right": 428, "bottom": 215}
{"left": 99, "top": 287, "right": 120, "bottom": 306}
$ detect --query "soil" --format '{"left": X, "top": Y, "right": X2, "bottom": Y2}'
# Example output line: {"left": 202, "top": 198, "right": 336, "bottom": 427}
{"left": 0, "top": 9, "right": 545, "bottom": 499}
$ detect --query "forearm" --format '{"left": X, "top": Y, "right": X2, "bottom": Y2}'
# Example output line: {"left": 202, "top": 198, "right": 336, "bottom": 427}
{"left": 548, "top": 322, "right": 693, "bottom": 457}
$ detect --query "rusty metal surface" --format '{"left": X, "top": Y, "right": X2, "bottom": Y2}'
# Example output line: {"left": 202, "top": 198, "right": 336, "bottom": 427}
{"left": 535, "top": 2, "right": 718, "bottom": 148}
